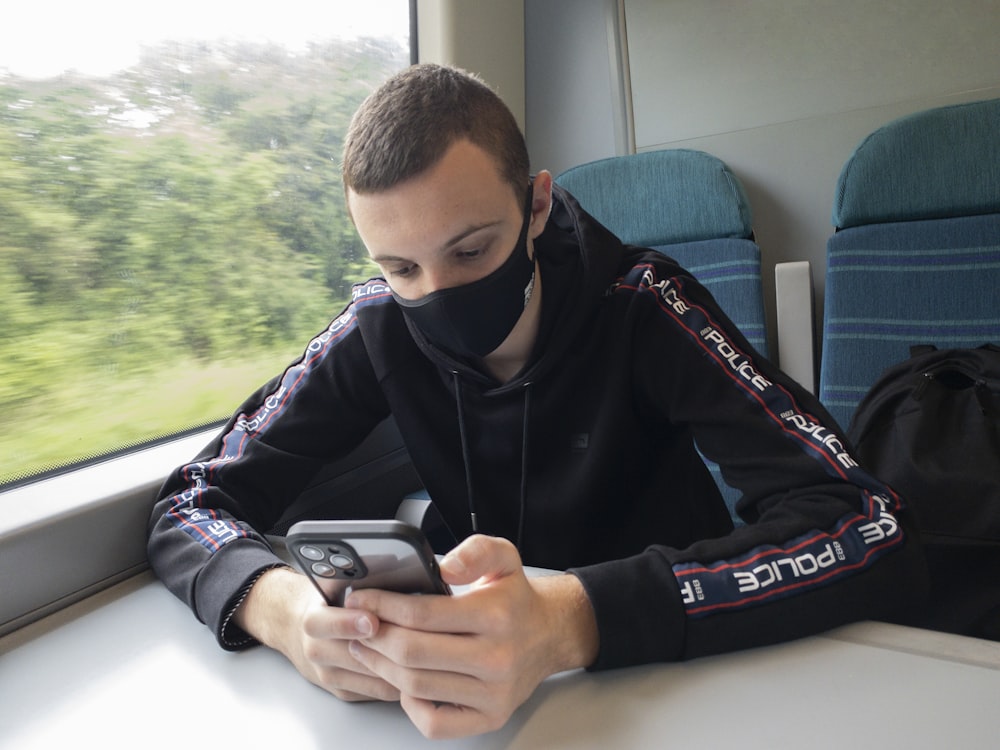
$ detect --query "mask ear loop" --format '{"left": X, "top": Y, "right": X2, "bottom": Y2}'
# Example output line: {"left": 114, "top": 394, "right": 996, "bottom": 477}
{"left": 525, "top": 175, "right": 555, "bottom": 263}
{"left": 524, "top": 179, "right": 539, "bottom": 262}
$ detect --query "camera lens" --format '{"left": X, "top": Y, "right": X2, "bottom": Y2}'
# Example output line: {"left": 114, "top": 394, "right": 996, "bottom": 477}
{"left": 311, "top": 562, "right": 336, "bottom": 578}
{"left": 330, "top": 554, "right": 354, "bottom": 570}
{"left": 298, "top": 545, "right": 325, "bottom": 561}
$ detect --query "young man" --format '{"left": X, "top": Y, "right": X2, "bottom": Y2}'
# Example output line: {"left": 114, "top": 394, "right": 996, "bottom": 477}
{"left": 148, "top": 64, "right": 925, "bottom": 739}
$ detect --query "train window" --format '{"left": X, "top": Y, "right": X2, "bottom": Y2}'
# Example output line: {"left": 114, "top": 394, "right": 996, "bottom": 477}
{"left": 0, "top": 1, "right": 411, "bottom": 487}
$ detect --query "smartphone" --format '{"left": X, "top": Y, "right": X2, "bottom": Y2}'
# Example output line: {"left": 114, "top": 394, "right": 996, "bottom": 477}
{"left": 286, "top": 519, "right": 451, "bottom": 606}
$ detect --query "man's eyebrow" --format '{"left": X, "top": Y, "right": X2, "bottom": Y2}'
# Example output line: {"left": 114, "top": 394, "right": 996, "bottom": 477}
{"left": 442, "top": 220, "right": 503, "bottom": 250}
{"left": 370, "top": 220, "right": 503, "bottom": 263}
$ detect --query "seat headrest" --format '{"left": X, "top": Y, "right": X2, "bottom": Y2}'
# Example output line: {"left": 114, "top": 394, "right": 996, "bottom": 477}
{"left": 832, "top": 98, "right": 1000, "bottom": 229}
{"left": 555, "top": 149, "right": 753, "bottom": 246}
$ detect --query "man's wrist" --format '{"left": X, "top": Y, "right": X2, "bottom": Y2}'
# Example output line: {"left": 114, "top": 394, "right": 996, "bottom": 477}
{"left": 232, "top": 565, "right": 311, "bottom": 651}
{"left": 534, "top": 573, "right": 600, "bottom": 673}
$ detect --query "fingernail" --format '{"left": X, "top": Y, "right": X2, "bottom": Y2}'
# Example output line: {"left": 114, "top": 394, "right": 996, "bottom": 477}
{"left": 355, "top": 615, "right": 373, "bottom": 636}
{"left": 441, "top": 554, "right": 466, "bottom": 576}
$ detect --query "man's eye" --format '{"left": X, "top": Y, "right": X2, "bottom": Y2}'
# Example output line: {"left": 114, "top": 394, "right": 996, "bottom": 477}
{"left": 389, "top": 264, "right": 416, "bottom": 278}
{"left": 457, "top": 248, "right": 483, "bottom": 260}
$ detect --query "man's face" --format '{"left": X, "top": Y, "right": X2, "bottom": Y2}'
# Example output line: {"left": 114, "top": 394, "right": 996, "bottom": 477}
{"left": 348, "top": 139, "right": 546, "bottom": 301}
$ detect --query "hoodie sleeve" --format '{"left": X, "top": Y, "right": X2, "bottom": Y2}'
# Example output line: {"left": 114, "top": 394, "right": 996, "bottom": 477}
{"left": 570, "top": 261, "right": 928, "bottom": 669}
{"left": 147, "top": 298, "right": 391, "bottom": 649}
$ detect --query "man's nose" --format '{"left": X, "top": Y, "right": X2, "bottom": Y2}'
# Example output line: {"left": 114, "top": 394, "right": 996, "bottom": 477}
{"left": 417, "top": 267, "right": 462, "bottom": 297}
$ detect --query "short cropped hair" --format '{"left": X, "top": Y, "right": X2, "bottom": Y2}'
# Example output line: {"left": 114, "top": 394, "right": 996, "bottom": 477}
{"left": 343, "top": 64, "right": 529, "bottom": 201}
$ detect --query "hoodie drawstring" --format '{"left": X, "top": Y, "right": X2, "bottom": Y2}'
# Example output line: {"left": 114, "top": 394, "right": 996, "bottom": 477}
{"left": 452, "top": 372, "right": 479, "bottom": 533}
{"left": 451, "top": 370, "right": 532, "bottom": 551}
{"left": 517, "top": 382, "right": 532, "bottom": 550}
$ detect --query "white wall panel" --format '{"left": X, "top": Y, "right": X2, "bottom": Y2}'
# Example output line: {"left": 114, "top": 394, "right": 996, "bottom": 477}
{"left": 627, "top": 0, "right": 1000, "bottom": 148}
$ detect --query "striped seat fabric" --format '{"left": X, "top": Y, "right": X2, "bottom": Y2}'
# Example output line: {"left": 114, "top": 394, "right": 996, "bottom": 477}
{"left": 555, "top": 149, "right": 768, "bottom": 357}
{"left": 660, "top": 239, "right": 768, "bottom": 355}
{"left": 819, "top": 98, "right": 1000, "bottom": 429}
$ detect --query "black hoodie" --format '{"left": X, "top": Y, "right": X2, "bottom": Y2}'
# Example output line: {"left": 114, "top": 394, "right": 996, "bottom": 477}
{"left": 148, "top": 185, "right": 926, "bottom": 668}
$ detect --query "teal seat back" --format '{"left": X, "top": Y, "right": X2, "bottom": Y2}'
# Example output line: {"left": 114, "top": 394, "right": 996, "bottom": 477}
{"left": 555, "top": 149, "right": 767, "bottom": 355}
{"left": 820, "top": 98, "right": 1000, "bottom": 429}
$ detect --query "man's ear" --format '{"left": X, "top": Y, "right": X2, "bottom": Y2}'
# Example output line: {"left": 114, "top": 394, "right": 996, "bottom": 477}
{"left": 528, "top": 170, "right": 554, "bottom": 241}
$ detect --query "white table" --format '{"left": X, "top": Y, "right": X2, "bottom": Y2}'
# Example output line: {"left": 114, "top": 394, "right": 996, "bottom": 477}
{"left": 2, "top": 571, "right": 998, "bottom": 749}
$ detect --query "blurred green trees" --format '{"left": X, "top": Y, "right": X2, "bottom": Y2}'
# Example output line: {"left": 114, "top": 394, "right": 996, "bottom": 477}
{"left": 0, "top": 38, "right": 404, "bottom": 484}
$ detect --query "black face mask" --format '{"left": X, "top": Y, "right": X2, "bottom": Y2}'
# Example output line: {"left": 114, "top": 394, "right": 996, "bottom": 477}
{"left": 392, "top": 188, "right": 535, "bottom": 358}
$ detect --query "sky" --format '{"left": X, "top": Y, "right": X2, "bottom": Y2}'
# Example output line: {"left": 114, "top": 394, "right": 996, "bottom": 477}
{"left": 1, "top": 0, "right": 410, "bottom": 78}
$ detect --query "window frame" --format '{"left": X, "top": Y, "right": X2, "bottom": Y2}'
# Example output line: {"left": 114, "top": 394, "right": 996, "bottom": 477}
{"left": 0, "top": 1, "right": 418, "bottom": 636}
{"left": 0, "top": 428, "right": 216, "bottom": 636}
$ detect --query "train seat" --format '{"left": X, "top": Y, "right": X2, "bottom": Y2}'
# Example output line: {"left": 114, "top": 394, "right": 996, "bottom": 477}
{"left": 819, "top": 98, "right": 1000, "bottom": 430}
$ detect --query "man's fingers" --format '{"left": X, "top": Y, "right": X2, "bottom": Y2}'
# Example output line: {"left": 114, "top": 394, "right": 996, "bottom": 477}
{"left": 311, "top": 662, "right": 402, "bottom": 703}
{"left": 439, "top": 534, "right": 521, "bottom": 586}
{"left": 350, "top": 620, "right": 505, "bottom": 676}
{"left": 402, "top": 695, "right": 510, "bottom": 741}
{"left": 349, "top": 639, "right": 487, "bottom": 708}
{"left": 338, "top": 534, "right": 542, "bottom": 739}
{"left": 302, "top": 604, "right": 377, "bottom": 640}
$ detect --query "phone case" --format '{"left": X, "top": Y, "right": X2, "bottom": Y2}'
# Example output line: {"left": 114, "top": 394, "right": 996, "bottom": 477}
{"left": 286, "top": 519, "right": 451, "bottom": 605}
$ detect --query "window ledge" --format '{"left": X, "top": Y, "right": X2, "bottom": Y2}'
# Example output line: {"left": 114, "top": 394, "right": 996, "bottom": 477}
{"left": 0, "top": 429, "right": 219, "bottom": 637}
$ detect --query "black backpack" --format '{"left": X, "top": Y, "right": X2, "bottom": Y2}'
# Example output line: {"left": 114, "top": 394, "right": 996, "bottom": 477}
{"left": 848, "top": 344, "right": 1000, "bottom": 640}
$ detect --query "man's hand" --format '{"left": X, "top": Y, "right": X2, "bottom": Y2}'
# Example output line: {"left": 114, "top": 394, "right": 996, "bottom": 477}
{"left": 345, "top": 535, "right": 600, "bottom": 739}
{"left": 232, "top": 566, "right": 400, "bottom": 702}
